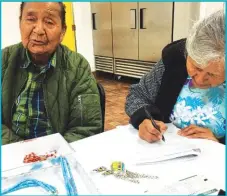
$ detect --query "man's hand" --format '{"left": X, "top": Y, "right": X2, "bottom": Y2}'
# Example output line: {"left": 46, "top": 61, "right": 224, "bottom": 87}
{"left": 139, "top": 119, "right": 167, "bottom": 143}
{"left": 178, "top": 124, "right": 218, "bottom": 142}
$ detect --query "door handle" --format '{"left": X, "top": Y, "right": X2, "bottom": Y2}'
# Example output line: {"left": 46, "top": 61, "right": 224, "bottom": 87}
{"left": 92, "top": 13, "right": 97, "bottom": 30}
{"left": 140, "top": 8, "right": 146, "bottom": 29}
{"left": 130, "top": 9, "right": 137, "bottom": 29}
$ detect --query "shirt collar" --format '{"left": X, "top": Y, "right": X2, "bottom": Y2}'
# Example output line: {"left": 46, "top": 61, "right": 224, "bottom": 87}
{"left": 21, "top": 50, "right": 56, "bottom": 69}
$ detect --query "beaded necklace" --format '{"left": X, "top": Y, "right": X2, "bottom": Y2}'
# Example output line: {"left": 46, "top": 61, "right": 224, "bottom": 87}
{"left": 60, "top": 156, "right": 78, "bottom": 195}
{"left": 2, "top": 156, "right": 77, "bottom": 195}
{"left": 2, "top": 179, "right": 57, "bottom": 195}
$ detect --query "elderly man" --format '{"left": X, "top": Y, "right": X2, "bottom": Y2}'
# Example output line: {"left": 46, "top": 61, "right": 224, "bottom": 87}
{"left": 2, "top": 2, "right": 102, "bottom": 145}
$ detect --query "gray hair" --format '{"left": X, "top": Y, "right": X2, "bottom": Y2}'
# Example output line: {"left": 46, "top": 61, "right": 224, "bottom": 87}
{"left": 186, "top": 10, "right": 225, "bottom": 68}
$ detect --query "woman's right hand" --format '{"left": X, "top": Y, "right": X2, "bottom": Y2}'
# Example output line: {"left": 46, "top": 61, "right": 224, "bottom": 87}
{"left": 138, "top": 119, "right": 167, "bottom": 143}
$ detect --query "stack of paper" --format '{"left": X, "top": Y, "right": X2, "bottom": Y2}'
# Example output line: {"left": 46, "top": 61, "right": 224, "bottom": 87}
{"left": 134, "top": 147, "right": 201, "bottom": 165}
{"left": 151, "top": 175, "right": 220, "bottom": 195}
{"left": 126, "top": 123, "right": 201, "bottom": 166}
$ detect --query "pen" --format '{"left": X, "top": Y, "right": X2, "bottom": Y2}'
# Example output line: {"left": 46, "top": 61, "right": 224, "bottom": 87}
{"left": 150, "top": 118, "right": 165, "bottom": 142}
{"left": 144, "top": 107, "right": 165, "bottom": 142}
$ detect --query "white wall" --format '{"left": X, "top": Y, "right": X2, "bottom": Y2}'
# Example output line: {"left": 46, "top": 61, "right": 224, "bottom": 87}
{"left": 173, "top": 2, "right": 197, "bottom": 41}
{"left": 173, "top": 2, "right": 224, "bottom": 41}
{"left": 1, "top": 2, "right": 21, "bottom": 48}
{"left": 200, "top": 2, "right": 224, "bottom": 19}
{"left": 73, "top": 3, "right": 95, "bottom": 72}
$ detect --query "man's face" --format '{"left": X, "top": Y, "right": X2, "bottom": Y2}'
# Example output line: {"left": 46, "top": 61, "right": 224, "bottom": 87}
{"left": 20, "top": 2, "right": 66, "bottom": 56}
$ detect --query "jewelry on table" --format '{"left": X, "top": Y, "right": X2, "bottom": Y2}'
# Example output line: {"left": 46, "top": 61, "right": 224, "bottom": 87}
{"left": 3, "top": 156, "right": 77, "bottom": 196}
{"left": 93, "top": 166, "right": 107, "bottom": 172}
{"left": 113, "top": 173, "right": 140, "bottom": 184}
{"left": 111, "top": 161, "right": 125, "bottom": 172}
{"left": 2, "top": 179, "right": 58, "bottom": 195}
{"left": 102, "top": 170, "right": 114, "bottom": 176}
{"left": 125, "top": 170, "right": 159, "bottom": 179}
{"left": 60, "top": 156, "right": 78, "bottom": 196}
{"left": 23, "top": 150, "right": 57, "bottom": 163}
{"left": 92, "top": 161, "right": 159, "bottom": 184}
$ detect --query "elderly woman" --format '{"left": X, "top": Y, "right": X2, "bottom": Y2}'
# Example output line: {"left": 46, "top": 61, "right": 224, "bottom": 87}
{"left": 2, "top": 2, "right": 102, "bottom": 145}
{"left": 125, "top": 10, "right": 225, "bottom": 144}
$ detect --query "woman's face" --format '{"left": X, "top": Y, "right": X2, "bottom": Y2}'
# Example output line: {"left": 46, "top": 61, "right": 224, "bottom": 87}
{"left": 20, "top": 2, "right": 66, "bottom": 56}
{"left": 186, "top": 56, "right": 225, "bottom": 88}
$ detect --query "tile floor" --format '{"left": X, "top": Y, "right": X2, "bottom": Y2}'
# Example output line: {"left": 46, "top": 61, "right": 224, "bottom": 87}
{"left": 94, "top": 72, "right": 139, "bottom": 131}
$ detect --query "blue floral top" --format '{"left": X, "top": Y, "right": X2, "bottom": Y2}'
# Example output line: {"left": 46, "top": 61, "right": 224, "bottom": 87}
{"left": 170, "top": 77, "right": 225, "bottom": 138}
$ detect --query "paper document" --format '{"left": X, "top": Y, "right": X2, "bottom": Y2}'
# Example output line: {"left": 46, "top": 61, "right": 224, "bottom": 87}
{"left": 135, "top": 148, "right": 201, "bottom": 165}
{"left": 152, "top": 175, "right": 220, "bottom": 195}
{"left": 131, "top": 123, "right": 201, "bottom": 165}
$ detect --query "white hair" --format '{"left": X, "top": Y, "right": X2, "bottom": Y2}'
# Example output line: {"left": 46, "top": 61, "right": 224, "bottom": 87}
{"left": 186, "top": 10, "right": 225, "bottom": 68}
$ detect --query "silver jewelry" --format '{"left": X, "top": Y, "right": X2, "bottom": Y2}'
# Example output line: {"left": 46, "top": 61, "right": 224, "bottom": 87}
{"left": 92, "top": 165, "right": 158, "bottom": 184}
{"left": 126, "top": 170, "right": 159, "bottom": 179}
{"left": 102, "top": 170, "right": 114, "bottom": 176}
{"left": 93, "top": 166, "right": 107, "bottom": 173}
{"left": 113, "top": 173, "right": 140, "bottom": 184}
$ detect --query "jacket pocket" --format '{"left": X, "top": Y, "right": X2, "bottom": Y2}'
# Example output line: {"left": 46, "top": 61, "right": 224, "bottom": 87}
{"left": 74, "top": 94, "right": 101, "bottom": 127}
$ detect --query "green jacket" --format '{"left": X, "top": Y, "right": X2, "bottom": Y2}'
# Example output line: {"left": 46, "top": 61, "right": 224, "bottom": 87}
{"left": 2, "top": 43, "right": 102, "bottom": 145}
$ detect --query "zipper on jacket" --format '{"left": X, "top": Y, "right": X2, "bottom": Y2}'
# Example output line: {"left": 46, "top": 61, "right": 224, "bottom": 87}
{"left": 78, "top": 95, "right": 83, "bottom": 126}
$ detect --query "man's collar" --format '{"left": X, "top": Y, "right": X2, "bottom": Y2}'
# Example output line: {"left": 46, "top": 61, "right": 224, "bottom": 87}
{"left": 21, "top": 50, "right": 56, "bottom": 69}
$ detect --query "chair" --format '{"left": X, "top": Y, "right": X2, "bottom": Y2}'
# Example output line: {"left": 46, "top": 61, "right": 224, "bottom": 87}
{"left": 97, "top": 83, "right": 106, "bottom": 132}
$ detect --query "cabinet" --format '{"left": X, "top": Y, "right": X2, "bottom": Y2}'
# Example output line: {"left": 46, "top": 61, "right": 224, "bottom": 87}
{"left": 91, "top": 2, "right": 173, "bottom": 78}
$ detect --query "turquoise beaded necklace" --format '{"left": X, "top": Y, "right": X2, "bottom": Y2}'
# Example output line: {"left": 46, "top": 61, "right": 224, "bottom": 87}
{"left": 60, "top": 156, "right": 78, "bottom": 195}
{"left": 2, "top": 179, "right": 58, "bottom": 195}
{"left": 2, "top": 156, "right": 77, "bottom": 195}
